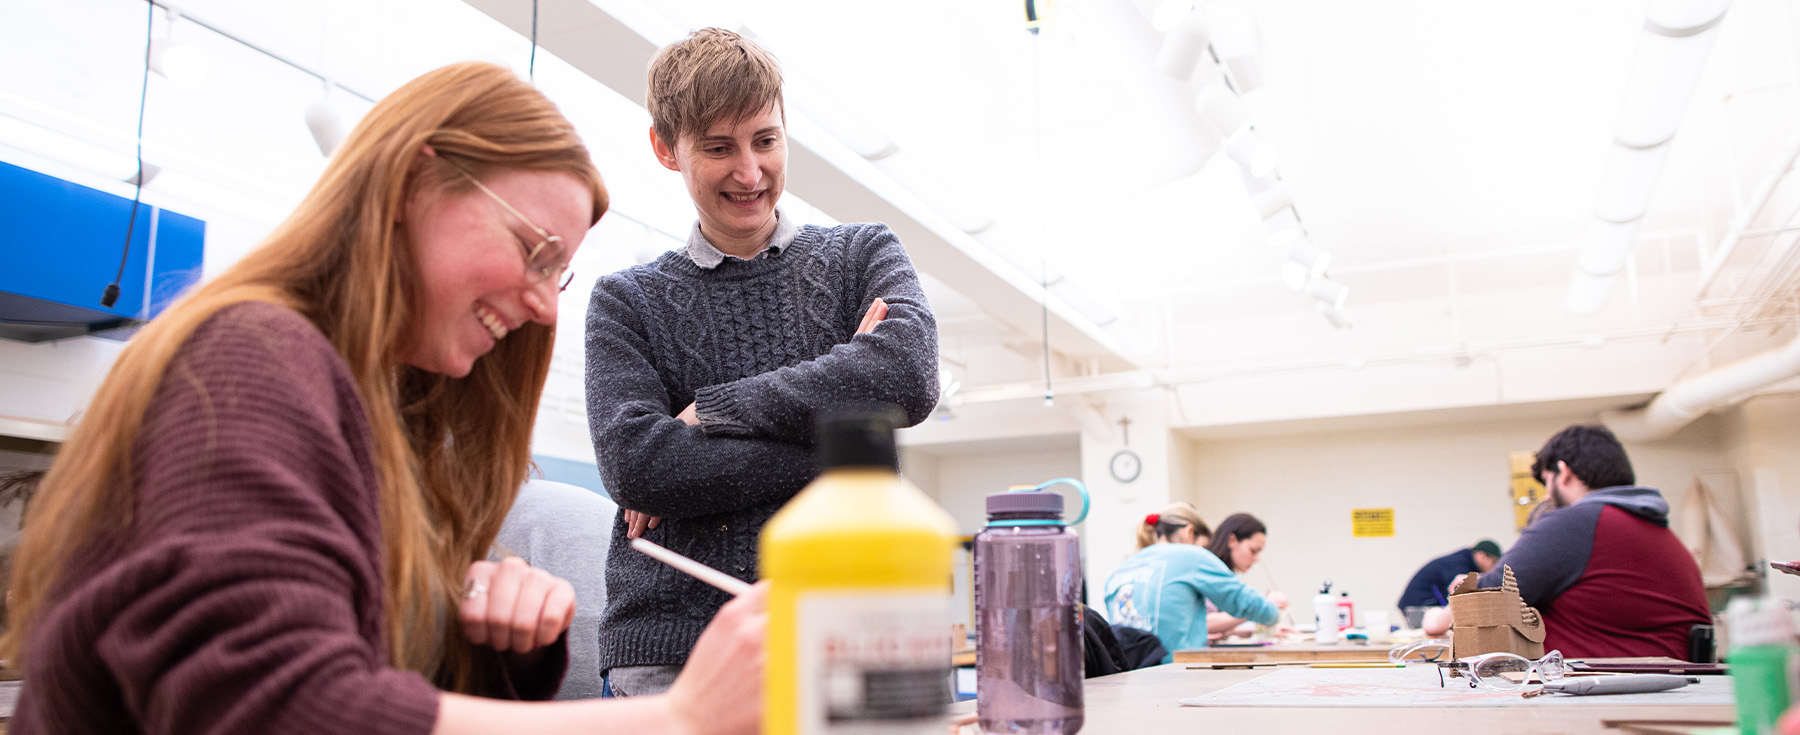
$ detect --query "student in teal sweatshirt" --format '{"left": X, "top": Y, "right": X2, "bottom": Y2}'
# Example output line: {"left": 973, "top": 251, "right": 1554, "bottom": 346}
{"left": 1104, "top": 512, "right": 1284, "bottom": 662}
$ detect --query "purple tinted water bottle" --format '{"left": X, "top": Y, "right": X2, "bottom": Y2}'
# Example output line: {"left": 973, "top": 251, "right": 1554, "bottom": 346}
{"left": 974, "top": 479, "right": 1088, "bottom": 735}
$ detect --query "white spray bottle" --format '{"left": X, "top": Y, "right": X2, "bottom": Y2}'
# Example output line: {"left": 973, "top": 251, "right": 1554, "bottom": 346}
{"left": 1313, "top": 580, "right": 1337, "bottom": 644}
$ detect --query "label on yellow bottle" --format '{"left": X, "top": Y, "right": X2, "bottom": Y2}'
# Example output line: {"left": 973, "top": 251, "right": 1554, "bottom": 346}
{"left": 797, "top": 591, "right": 950, "bottom": 735}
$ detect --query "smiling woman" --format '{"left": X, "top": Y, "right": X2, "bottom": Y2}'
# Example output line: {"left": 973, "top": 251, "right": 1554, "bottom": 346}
{"left": 400, "top": 159, "right": 593, "bottom": 377}
{"left": 2, "top": 61, "right": 766, "bottom": 735}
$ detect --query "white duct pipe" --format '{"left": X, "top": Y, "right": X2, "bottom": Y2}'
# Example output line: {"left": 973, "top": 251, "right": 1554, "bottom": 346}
{"left": 1695, "top": 135, "right": 1800, "bottom": 298}
{"left": 1603, "top": 331, "right": 1800, "bottom": 441}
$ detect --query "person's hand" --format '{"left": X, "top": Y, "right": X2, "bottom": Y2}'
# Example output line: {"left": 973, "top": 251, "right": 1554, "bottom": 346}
{"left": 1268, "top": 590, "right": 1289, "bottom": 610}
{"left": 1422, "top": 606, "right": 1454, "bottom": 636}
{"left": 624, "top": 509, "right": 661, "bottom": 539}
{"left": 667, "top": 582, "right": 768, "bottom": 735}
{"left": 677, "top": 402, "right": 700, "bottom": 426}
{"left": 855, "top": 298, "right": 888, "bottom": 335}
{"left": 946, "top": 713, "right": 978, "bottom": 735}
{"left": 460, "top": 556, "right": 575, "bottom": 654}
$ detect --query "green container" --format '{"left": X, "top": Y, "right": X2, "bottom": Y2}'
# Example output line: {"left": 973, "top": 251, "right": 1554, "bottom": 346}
{"left": 1732, "top": 643, "right": 1793, "bottom": 735}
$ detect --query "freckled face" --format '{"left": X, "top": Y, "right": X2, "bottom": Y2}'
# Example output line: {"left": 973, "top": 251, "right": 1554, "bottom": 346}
{"left": 398, "top": 169, "right": 592, "bottom": 377}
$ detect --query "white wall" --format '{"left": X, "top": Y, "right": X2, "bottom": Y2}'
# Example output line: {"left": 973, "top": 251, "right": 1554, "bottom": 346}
{"left": 902, "top": 438, "right": 1083, "bottom": 627}
{"left": 1169, "top": 409, "right": 1742, "bottom": 627}
{"left": 903, "top": 440, "right": 1084, "bottom": 537}
{"left": 1728, "top": 393, "right": 1800, "bottom": 604}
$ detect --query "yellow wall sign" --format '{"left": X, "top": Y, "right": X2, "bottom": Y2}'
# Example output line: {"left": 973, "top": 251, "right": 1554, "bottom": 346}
{"left": 1509, "top": 451, "right": 1548, "bottom": 530}
{"left": 1352, "top": 508, "right": 1395, "bottom": 537}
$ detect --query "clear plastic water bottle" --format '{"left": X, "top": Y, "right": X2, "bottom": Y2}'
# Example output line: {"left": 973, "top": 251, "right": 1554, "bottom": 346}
{"left": 973, "top": 479, "right": 1089, "bottom": 735}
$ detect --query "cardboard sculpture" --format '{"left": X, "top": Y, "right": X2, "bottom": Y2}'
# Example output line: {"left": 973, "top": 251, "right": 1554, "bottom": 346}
{"left": 1447, "top": 565, "right": 1546, "bottom": 660}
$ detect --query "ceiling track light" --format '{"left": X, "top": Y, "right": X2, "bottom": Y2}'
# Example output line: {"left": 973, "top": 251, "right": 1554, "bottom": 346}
{"left": 1195, "top": 84, "right": 1253, "bottom": 138}
{"left": 1208, "top": 0, "right": 1259, "bottom": 59}
{"left": 138, "top": 1, "right": 377, "bottom": 161}
{"left": 1319, "top": 303, "right": 1354, "bottom": 330}
{"left": 305, "top": 82, "right": 346, "bottom": 157}
{"left": 149, "top": 8, "right": 209, "bottom": 89}
{"left": 1284, "top": 238, "right": 1332, "bottom": 279}
{"left": 1151, "top": 0, "right": 1195, "bottom": 32}
{"left": 1225, "top": 129, "right": 1278, "bottom": 179}
{"left": 1306, "top": 277, "right": 1349, "bottom": 310}
{"left": 1246, "top": 179, "right": 1292, "bottom": 220}
{"left": 1153, "top": 6, "right": 1212, "bottom": 80}
{"left": 1280, "top": 261, "right": 1310, "bottom": 290}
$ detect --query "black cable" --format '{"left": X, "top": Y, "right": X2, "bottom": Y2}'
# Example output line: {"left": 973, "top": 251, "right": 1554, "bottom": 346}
{"left": 103, "top": 0, "right": 155, "bottom": 309}
{"left": 528, "top": 0, "right": 540, "bottom": 81}
{"left": 1032, "top": 30, "right": 1052, "bottom": 406}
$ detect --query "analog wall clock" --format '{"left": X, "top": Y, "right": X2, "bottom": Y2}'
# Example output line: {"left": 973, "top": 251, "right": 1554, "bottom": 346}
{"left": 1109, "top": 449, "right": 1142, "bottom": 483}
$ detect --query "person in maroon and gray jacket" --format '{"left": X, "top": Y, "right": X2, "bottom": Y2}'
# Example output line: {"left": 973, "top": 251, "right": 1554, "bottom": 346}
{"left": 1439, "top": 424, "right": 1710, "bottom": 660}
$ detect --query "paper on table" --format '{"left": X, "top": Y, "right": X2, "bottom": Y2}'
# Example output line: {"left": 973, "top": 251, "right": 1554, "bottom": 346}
{"left": 1177, "top": 667, "right": 1736, "bottom": 708}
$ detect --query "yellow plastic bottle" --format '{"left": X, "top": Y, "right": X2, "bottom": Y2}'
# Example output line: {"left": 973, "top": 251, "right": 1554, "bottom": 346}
{"left": 763, "top": 406, "right": 958, "bottom": 735}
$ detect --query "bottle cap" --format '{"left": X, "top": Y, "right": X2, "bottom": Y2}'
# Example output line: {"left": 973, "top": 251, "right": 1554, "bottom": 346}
{"left": 986, "top": 489, "right": 1064, "bottom": 520}
{"left": 815, "top": 403, "right": 902, "bottom": 470}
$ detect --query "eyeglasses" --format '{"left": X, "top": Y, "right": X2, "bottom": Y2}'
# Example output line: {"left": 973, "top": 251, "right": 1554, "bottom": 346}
{"left": 445, "top": 160, "right": 575, "bottom": 292}
{"left": 1388, "top": 639, "right": 1450, "bottom": 664}
{"left": 1438, "top": 650, "right": 1567, "bottom": 691}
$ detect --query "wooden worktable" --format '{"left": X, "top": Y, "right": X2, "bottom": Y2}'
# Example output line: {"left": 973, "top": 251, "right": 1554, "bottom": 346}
{"left": 1172, "top": 639, "right": 1396, "bottom": 665}
{"left": 952, "top": 663, "right": 1734, "bottom": 735}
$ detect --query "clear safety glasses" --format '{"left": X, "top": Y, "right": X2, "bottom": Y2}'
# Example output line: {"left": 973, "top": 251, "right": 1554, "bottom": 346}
{"left": 1438, "top": 650, "right": 1567, "bottom": 691}
{"left": 1388, "top": 639, "right": 1450, "bottom": 663}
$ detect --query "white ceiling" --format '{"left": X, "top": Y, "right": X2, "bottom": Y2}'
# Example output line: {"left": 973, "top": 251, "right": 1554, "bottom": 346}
{"left": 5, "top": 0, "right": 1798, "bottom": 416}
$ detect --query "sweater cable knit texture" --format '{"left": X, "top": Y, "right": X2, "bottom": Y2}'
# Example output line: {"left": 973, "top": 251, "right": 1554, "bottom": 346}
{"left": 584, "top": 222, "right": 938, "bottom": 673}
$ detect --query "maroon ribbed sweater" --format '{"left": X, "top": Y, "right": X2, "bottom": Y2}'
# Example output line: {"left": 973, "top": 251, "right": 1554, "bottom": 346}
{"left": 14, "top": 302, "right": 561, "bottom": 733}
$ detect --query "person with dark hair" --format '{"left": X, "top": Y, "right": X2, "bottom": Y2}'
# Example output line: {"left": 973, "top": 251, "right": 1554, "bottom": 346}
{"left": 1103, "top": 511, "right": 1283, "bottom": 661}
{"left": 1397, "top": 540, "right": 1502, "bottom": 609}
{"left": 1203, "top": 514, "right": 1269, "bottom": 573}
{"left": 1429, "top": 424, "right": 1709, "bottom": 659}
{"left": 1199, "top": 514, "right": 1291, "bottom": 640}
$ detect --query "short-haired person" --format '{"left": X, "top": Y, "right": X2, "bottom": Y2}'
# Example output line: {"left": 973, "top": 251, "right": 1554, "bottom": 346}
{"left": 4, "top": 63, "right": 763, "bottom": 734}
{"left": 584, "top": 28, "right": 938, "bottom": 695}
{"left": 1104, "top": 511, "right": 1284, "bottom": 662}
{"left": 1397, "top": 540, "right": 1502, "bottom": 609}
{"left": 1429, "top": 425, "right": 1709, "bottom": 659}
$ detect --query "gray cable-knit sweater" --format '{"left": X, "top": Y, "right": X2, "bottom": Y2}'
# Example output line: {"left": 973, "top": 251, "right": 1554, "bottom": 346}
{"left": 583, "top": 222, "right": 939, "bottom": 672}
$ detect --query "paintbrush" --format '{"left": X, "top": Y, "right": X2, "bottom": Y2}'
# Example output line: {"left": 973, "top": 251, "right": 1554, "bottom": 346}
{"left": 631, "top": 537, "right": 753, "bottom": 596}
{"left": 1259, "top": 558, "right": 1299, "bottom": 628}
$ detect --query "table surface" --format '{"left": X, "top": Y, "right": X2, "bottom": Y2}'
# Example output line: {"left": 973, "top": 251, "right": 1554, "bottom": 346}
{"left": 953, "top": 662, "right": 1736, "bottom": 735}
{"left": 1172, "top": 638, "right": 1399, "bottom": 664}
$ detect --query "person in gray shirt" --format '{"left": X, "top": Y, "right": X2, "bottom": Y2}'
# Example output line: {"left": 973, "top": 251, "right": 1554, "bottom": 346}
{"left": 496, "top": 478, "right": 618, "bottom": 699}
